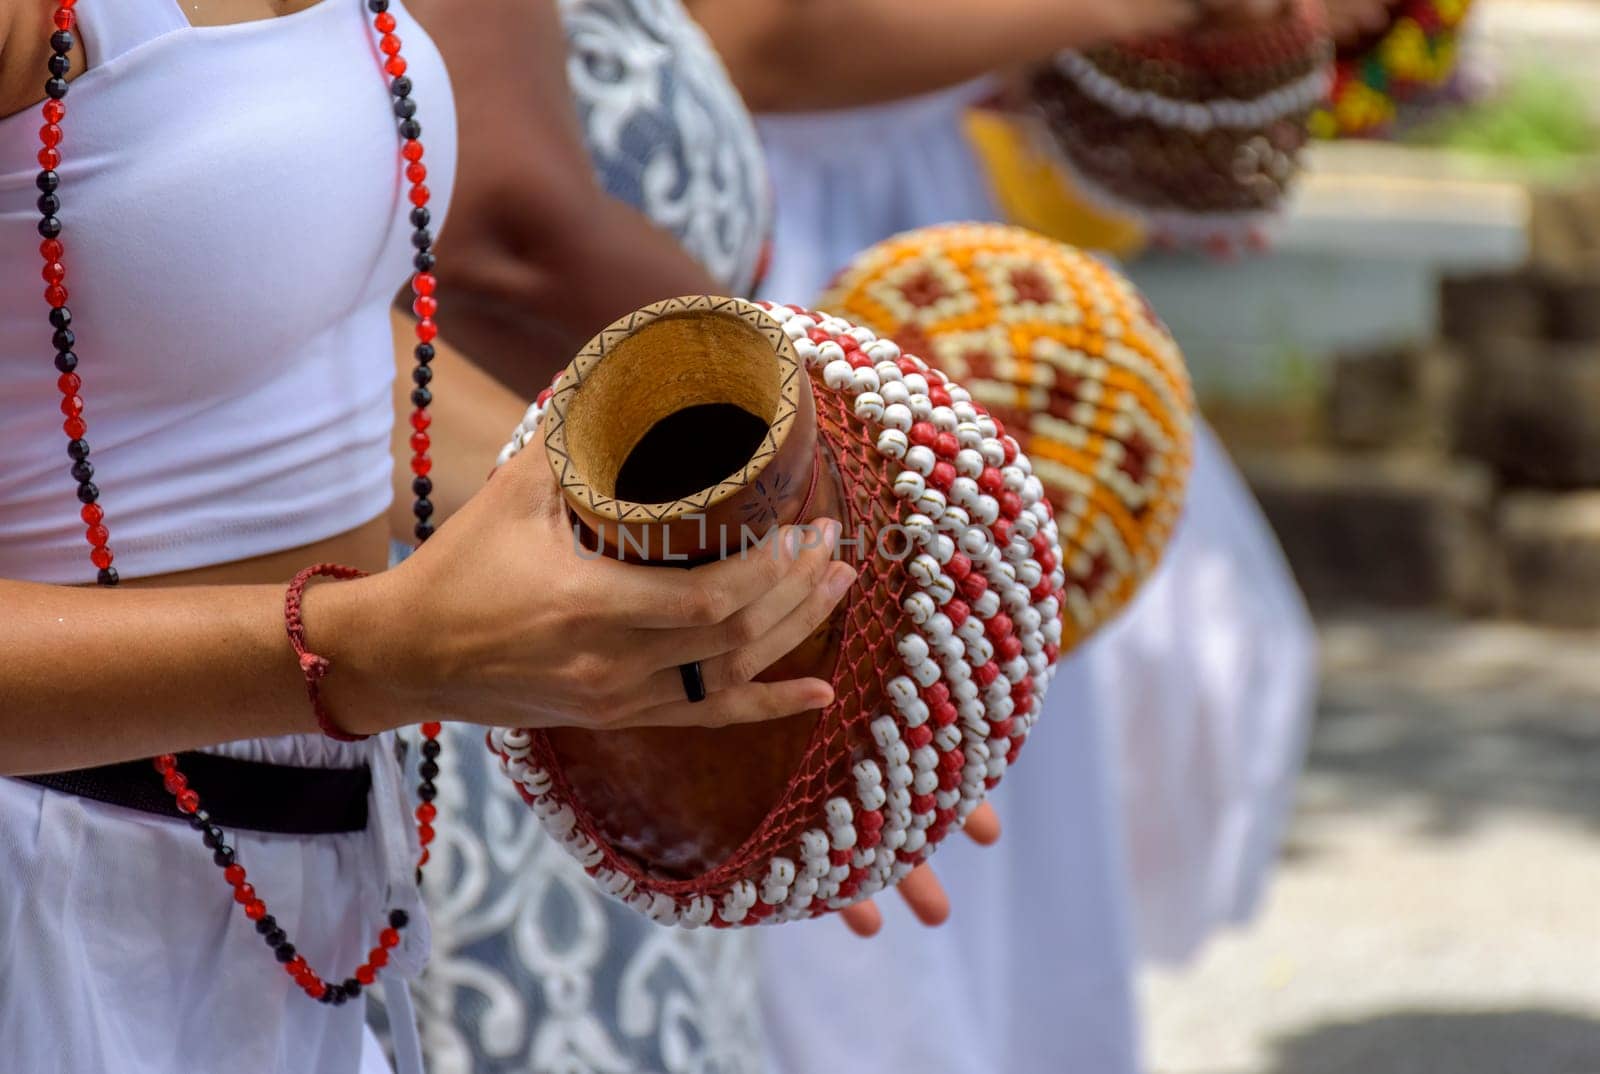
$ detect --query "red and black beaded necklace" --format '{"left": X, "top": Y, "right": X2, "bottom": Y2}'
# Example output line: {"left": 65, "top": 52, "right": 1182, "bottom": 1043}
{"left": 33, "top": 0, "right": 443, "bottom": 1008}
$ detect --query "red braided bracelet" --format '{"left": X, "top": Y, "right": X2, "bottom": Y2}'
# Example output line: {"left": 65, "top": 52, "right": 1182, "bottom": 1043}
{"left": 284, "top": 564, "right": 372, "bottom": 743}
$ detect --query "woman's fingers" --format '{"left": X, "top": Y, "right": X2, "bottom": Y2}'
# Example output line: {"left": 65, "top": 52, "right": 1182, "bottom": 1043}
{"left": 840, "top": 898, "right": 884, "bottom": 938}
{"left": 605, "top": 523, "right": 839, "bottom": 631}
{"left": 963, "top": 801, "right": 1002, "bottom": 846}
{"left": 896, "top": 865, "right": 952, "bottom": 927}
{"left": 620, "top": 675, "right": 833, "bottom": 730}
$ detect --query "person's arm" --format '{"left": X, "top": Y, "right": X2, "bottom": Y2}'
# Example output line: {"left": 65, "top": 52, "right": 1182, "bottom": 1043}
{"left": 2, "top": 440, "right": 855, "bottom": 777}
{"left": 406, "top": 0, "right": 720, "bottom": 397}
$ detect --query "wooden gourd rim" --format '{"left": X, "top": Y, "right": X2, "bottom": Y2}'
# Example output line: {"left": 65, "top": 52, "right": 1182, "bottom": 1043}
{"left": 542, "top": 295, "right": 806, "bottom": 524}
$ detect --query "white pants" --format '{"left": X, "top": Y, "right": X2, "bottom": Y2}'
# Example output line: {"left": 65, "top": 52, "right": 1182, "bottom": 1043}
{"left": 0, "top": 734, "right": 417, "bottom": 1074}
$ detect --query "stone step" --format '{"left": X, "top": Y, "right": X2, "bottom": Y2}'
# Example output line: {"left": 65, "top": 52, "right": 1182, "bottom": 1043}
{"left": 1497, "top": 491, "right": 1600, "bottom": 629}
{"left": 1327, "top": 344, "right": 1462, "bottom": 454}
{"left": 1457, "top": 338, "right": 1600, "bottom": 488}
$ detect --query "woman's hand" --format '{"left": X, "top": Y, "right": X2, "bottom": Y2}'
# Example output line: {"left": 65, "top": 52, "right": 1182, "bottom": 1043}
{"left": 324, "top": 440, "right": 856, "bottom": 734}
{"left": 839, "top": 802, "right": 1003, "bottom": 937}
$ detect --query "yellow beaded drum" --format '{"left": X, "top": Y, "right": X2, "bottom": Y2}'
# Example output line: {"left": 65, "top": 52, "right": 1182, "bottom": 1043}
{"left": 817, "top": 224, "right": 1195, "bottom": 651}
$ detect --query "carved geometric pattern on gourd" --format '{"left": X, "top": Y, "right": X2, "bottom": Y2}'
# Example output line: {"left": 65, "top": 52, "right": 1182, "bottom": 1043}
{"left": 818, "top": 223, "right": 1196, "bottom": 652}
{"left": 490, "top": 296, "right": 1064, "bottom": 926}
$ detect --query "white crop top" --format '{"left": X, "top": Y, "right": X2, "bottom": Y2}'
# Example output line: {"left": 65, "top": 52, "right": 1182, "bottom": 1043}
{"left": 0, "top": 0, "right": 457, "bottom": 584}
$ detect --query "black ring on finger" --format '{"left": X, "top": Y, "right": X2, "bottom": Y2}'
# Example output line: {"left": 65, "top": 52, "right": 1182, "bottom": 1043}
{"left": 679, "top": 661, "right": 707, "bottom": 704}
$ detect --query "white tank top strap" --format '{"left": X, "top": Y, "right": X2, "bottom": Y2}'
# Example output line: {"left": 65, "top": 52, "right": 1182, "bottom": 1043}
{"left": 77, "top": 0, "right": 190, "bottom": 68}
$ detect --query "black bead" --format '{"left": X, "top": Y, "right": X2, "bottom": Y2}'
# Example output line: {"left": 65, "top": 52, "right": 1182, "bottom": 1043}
{"left": 188, "top": 808, "right": 212, "bottom": 830}
{"left": 411, "top": 228, "right": 432, "bottom": 251}
{"left": 411, "top": 476, "right": 433, "bottom": 498}
{"left": 420, "top": 738, "right": 441, "bottom": 759}
{"left": 412, "top": 251, "right": 436, "bottom": 272}
{"left": 416, "top": 782, "right": 437, "bottom": 803}
{"left": 75, "top": 481, "right": 98, "bottom": 504}
{"left": 38, "top": 216, "right": 61, "bottom": 239}
{"left": 415, "top": 866, "right": 424, "bottom": 886}
{"left": 412, "top": 498, "right": 434, "bottom": 520}
{"left": 418, "top": 759, "right": 439, "bottom": 781}
{"left": 409, "top": 206, "right": 430, "bottom": 228}
{"left": 409, "top": 388, "right": 432, "bottom": 409}
{"left": 330, "top": 987, "right": 348, "bottom": 1006}
{"left": 412, "top": 364, "right": 432, "bottom": 386}
{"left": 201, "top": 825, "right": 224, "bottom": 849}
{"left": 66, "top": 438, "right": 90, "bottom": 461}
{"left": 342, "top": 978, "right": 362, "bottom": 997}
{"left": 45, "top": 77, "right": 68, "bottom": 100}
{"left": 212, "top": 846, "right": 236, "bottom": 868}
{"left": 48, "top": 52, "right": 70, "bottom": 76}
{"left": 398, "top": 118, "right": 422, "bottom": 140}
{"left": 264, "top": 927, "right": 287, "bottom": 948}
{"left": 38, "top": 192, "right": 60, "bottom": 216}
{"left": 255, "top": 915, "right": 279, "bottom": 936}
{"left": 274, "top": 943, "right": 297, "bottom": 964}
{"left": 54, "top": 350, "right": 77, "bottom": 373}
{"left": 388, "top": 908, "right": 410, "bottom": 930}
{"left": 49, "top": 306, "right": 71, "bottom": 330}
{"left": 53, "top": 328, "right": 74, "bottom": 351}
{"left": 36, "top": 170, "right": 59, "bottom": 193}
{"left": 70, "top": 459, "right": 94, "bottom": 484}
{"left": 50, "top": 30, "right": 74, "bottom": 54}
{"left": 368, "top": 0, "right": 390, "bottom": 11}
{"left": 414, "top": 522, "right": 434, "bottom": 542}
{"left": 390, "top": 76, "right": 413, "bottom": 99}
{"left": 97, "top": 567, "right": 119, "bottom": 586}
{"left": 414, "top": 342, "right": 435, "bottom": 364}
{"left": 393, "top": 97, "right": 417, "bottom": 120}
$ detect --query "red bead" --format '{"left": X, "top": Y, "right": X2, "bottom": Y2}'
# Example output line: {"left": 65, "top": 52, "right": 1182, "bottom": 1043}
{"left": 898, "top": 358, "right": 921, "bottom": 375}
{"left": 233, "top": 883, "right": 255, "bottom": 905}
{"left": 420, "top": 722, "right": 442, "bottom": 737}
{"left": 411, "top": 295, "right": 436, "bottom": 320}
{"left": 176, "top": 789, "right": 200, "bottom": 814}
{"left": 57, "top": 372, "right": 80, "bottom": 394}
{"left": 417, "top": 847, "right": 430, "bottom": 867}
{"left": 989, "top": 717, "right": 1015, "bottom": 740}
{"left": 932, "top": 702, "right": 958, "bottom": 727}
{"left": 412, "top": 272, "right": 436, "bottom": 296}
{"left": 847, "top": 351, "right": 873, "bottom": 369}
{"left": 408, "top": 183, "right": 430, "bottom": 207}
{"left": 285, "top": 956, "right": 308, "bottom": 977}
{"left": 1038, "top": 551, "right": 1057, "bottom": 575}
{"left": 368, "top": 947, "right": 389, "bottom": 968}
{"left": 37, "top": 147, "right": 60, "bottom": 170}
{"left": 379, "top": 33, "right": 402, "bottom": 55}
{"left": 857, "top": 810, "right": 884, "bottom": 833}
{"left": 62, "top": 416, "right": 86, "bottom": 438}
{"left": 42, "top": 261, "right": 65, "bottom": 284}
{"left": 53, "top": 7, "right": 74, "bottom": 29}
{"left": 990, "top": 416, "right": 1007, "bottom": 439}
{"left": 409, "top": 408, "right": 432, "bottom": 431}
{"left": 1044, "top": 642, "right": 1060, "bottom": 664}
{"left": 405, "top": 162, "right": 427, "bottom": 185}
{"left": 929, "top": 461, "right": 956, "bottom": 491}
{"left": 153, "top": 753, "right": 177, "bottom": 772}
{"left": 39, "top": 123, "right": 62, "bottom": 148}
{"left": 944, "top": 598, "right": 969, "bottom": 628}
{"left": 223, "top": 864, "right": 247, "bottom": 886}
{"left": 59, "top": 394, "right": 82, "bottom": 417}
{"left": 911, "top": 793, "right": 937, "bottom": 814}
{"left": 306, "top": 980, "right": 327, "bottom": 1000}
{"left": 45, "top": 284, "right": 68, "bottom": 307}
{"left": 933, "top": 433, "right": 959, "bottom": 459}
{"left": 379, "top": 927, "right": 401, "bottom": 949}
{"left": 923, "top": 682, "right": 950, "bottom": 707}
{"left": 978, "top": 468, "right": 1004, "bottom": 496}
{"left": 163, "top": 770, "right": 186, "bottom": 794}
{"left": 938, "top": 750, "right": 964, "bottom": 775}
{"left": 42, "top": 99, "right": 65, "bottom": 123}
{"left": 1002, "top": 438, "right": 1017, "bottom": 465}
{"left": 906, "top": 725, "right": 933, "bottom": 750}
{"left": 40, "top": 238, "right": 63, "bottom": 261}
{"left": 356, "top": 965, "right": 377, "bottom": 986}
{"left": 929, "top": 385, "right": 951, "bottom": 407}
{"left": 401, "top": 140, "right": 424, "bottom": 162}
{"left": 408, "top": 452, "right": 431, "bottom": 474}
{"left": 908, "top": 422, "right": 937, "bottom": 448}
{"left": 414, "top": 318, "right": 437, "bottom": 343}
{"left": 974, "top": 662, "right": 1000, "bottom": 687}
{"left": 81, "top": 503, "right": 102, "bottom": 525}
{"left": 998, "top": 636, "right": 1023, "bottom": 662}
{"left": 417, "top": 822, "right": 435, "bottom": 845}
{"left": 991, "top": 518, "right": 1012, "bottom": 549}
{"left": 90, "top": 545, "right": 112, "bottom": 569}
{"left": 1030, "top": 580, "right": 1054, "bottom": 604}
{"left": 829, "top": 848, "right": 852, "bottom": 867}
{"left": 409, "top": 431, "right": 430, "bottom": 455}
{"left": 959, "top": 573, "right": 987, "bottom": 601}
{"left": 985, "top": 613, "right": 1013, "bottom": 641}
{"left": 999, "top": 491, "right": 1022, "bottom": 520}
{"left": 385, "top": 55, "right": 408, "bottom": 77}
{"left": 946, "top": 553, "right": 972, "bottom": 580}
{"left": 373, "top": 11, "right": 396, "bottom": 31}
{"left": 245, "top": 899, "right": 267, "bottom": 921}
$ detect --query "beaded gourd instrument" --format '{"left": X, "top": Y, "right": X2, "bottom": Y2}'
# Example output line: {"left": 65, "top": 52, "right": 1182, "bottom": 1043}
{"left": 818, "top": 224, "right": 1195, "bottom": 647}
{"left": 1312, "top": 0, "right": 1474, "bottom": 138}
{"left": 486, "top": 225, "right": 1191, "bottom": 926}
{"left": 1027, "top": 1, "right": 1333, "bottom": 253}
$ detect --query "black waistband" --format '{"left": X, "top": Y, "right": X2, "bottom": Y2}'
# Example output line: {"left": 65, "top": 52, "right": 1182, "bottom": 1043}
{"left": 21, "top": 751, "right": 371, "bottom": 835}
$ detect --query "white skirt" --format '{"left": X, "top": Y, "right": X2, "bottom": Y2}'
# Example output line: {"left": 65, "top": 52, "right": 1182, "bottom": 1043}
{"left": 0, "top": 733, "right": 423, "bottom": 1074}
